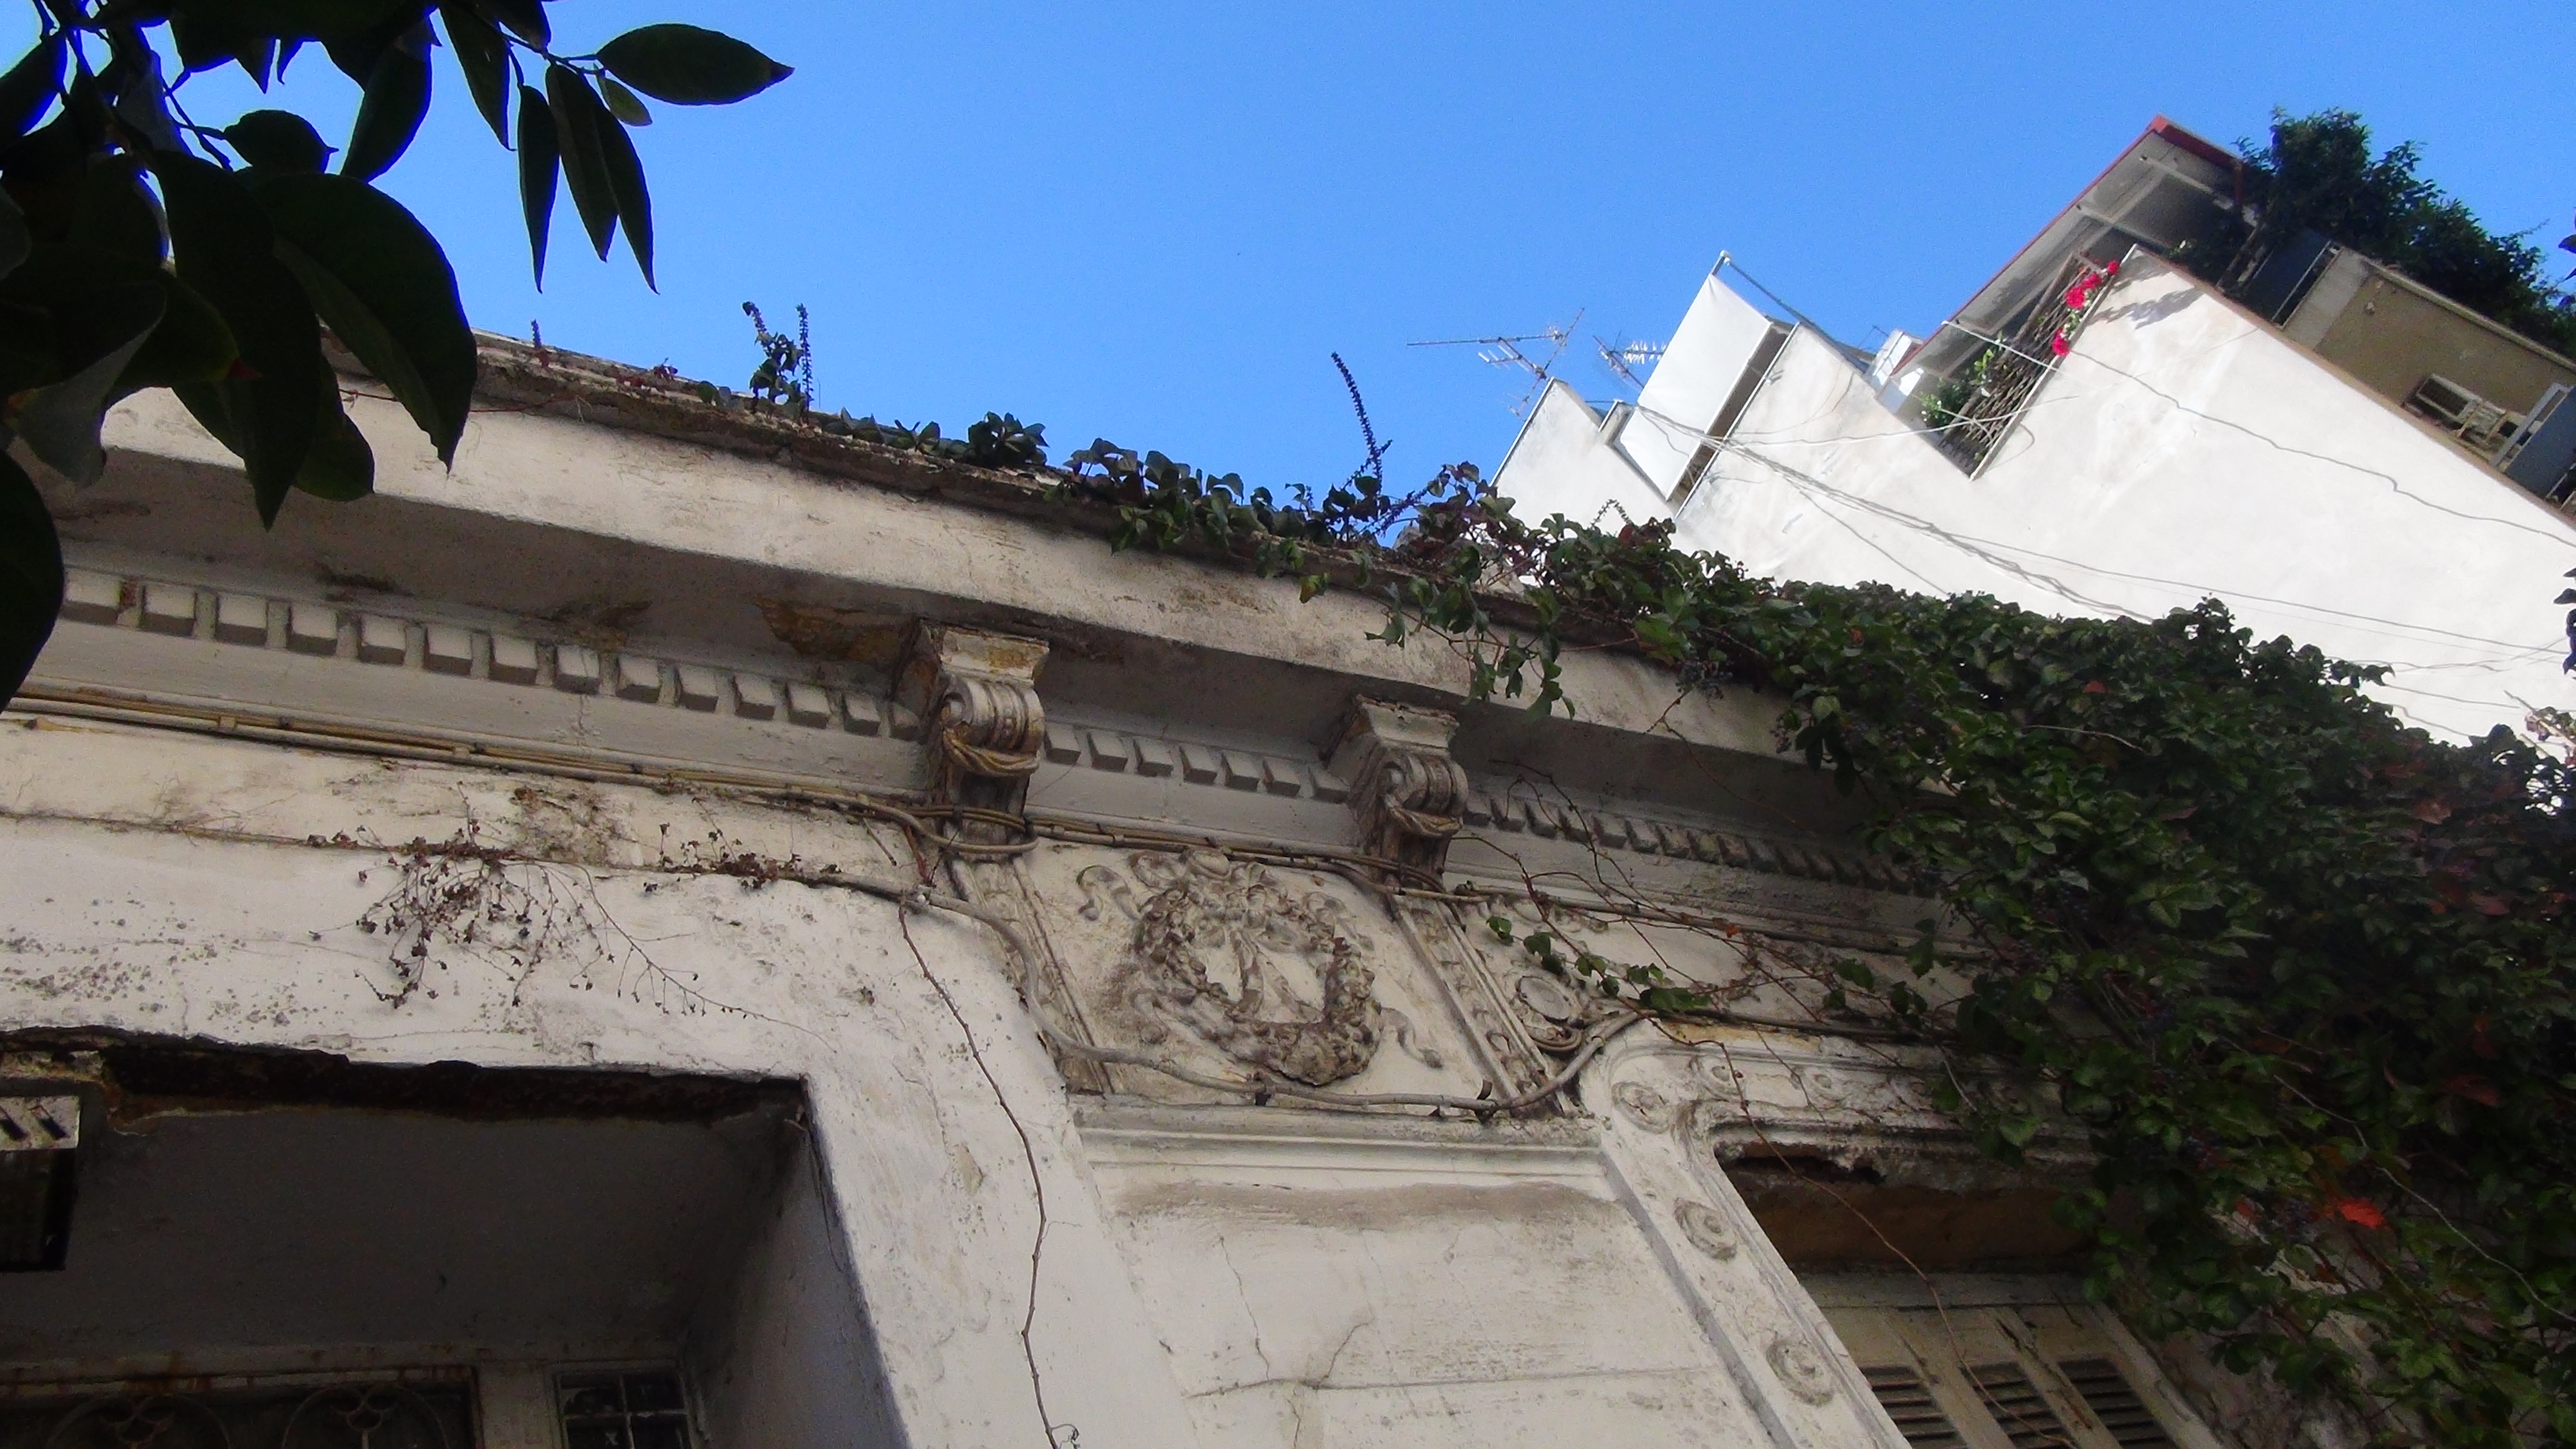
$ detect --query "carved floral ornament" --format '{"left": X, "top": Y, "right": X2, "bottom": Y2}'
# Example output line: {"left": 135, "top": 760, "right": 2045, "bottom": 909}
{"left": 1673, "top": 1199, "right": 1740, "bottom": 1260}
{"left": 1076, "top": 850, "right": 1452, "bottom": 1087}
{"left": 1765, "top": 1334, "right": 1838, "bottom": 1405}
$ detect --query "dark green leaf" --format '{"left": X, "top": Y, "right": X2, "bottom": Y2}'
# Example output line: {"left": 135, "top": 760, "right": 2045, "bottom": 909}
{"left": 170, "top": 13, "right": 259, "bottom": 76}
{"left": 596, "top": 107, "right": 651, "bottom": 287}
{"left": 294, "top": 373, "right": 374, "bottom": 500}
{"left": 115, "top": 271, "right": 239, "bottom": 395}
{"left": 595, "top": 24, "right": 790, "bottom": 106}
{"left": 154, "top": 152, "right": 323, "bottom": 525}
{"left": 0, "top": 188, "right": 26, "bottom": 281}
{"left": 253, "top": 170, "right": 474, "bottom": 465}
{"left": 69, "top": 154, "right": 163, "bottom": 268}
{"left": 544, "top": 64, "right": 615, "bottom": 260}
{"left": 0, "top": 99, "right": 93, "bottom": 243}
{"left": 0, "top": 251, "right": 94, "bottom": 393}
{"left": 437, "top": 2, "right": 510, "bottom": 145}
{"left": 238, "top": 36, "right": 277, "bottom": 89}
{"left": 0, "top": 34, "right": 64, "bottom": 138}
{"left": 173, "top": 378, "right": 238, "bottom": 448}
{"left": 15, "top": 281, "right": 161, "bottom": 483}
{"left": 513, "top": 81, "right": 556, "bottom": 288}
{"left": 107, "top": 47, "right": 182, "bottom": 152}
{"left": 179, "top": 367, "right": 373, "bottom": 503}
{"left": 476, "top": 0, "right": 549, "bottom": 48}
{"left": 0, "top": 452, "right": 61, "bottom": 704}
{"left": 597, "top": 75, "right": 650, "bottom": 127}
{"left": 340, "top": 26, "right": 431, "bottom": 182}
{"left": 322, "top": 2, "right": 427, "bottom": 82}
{"left": 228, "top": 108, "right": 332, "bottom": 173}
{"left": 167, "top": 0, "right": 418, "bottom": 43}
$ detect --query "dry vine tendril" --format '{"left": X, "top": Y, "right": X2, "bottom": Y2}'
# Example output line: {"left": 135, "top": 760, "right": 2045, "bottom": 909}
{"left": 1062, "top": 450, "right": 2576, "bottom": 1446}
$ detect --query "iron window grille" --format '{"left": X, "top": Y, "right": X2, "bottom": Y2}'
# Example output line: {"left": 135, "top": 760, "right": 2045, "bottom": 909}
{"left": 554, "top": 1369, "right": 694, "bottom": 1449}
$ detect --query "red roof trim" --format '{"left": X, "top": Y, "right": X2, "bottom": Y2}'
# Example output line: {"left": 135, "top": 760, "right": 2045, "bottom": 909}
{"left": 2147, "top": 115, "right": 2243, "bottom": 177}
{"left": 1934, "top": 117, "right": 2247, "bottom": 333}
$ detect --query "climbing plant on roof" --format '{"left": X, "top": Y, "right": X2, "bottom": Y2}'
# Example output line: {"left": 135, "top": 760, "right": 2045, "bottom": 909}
{"left": 0, "top": 1, "right": 793, "bottom": 705}
{"left": 1058, "top": 448, "right": 2576, "bottom": 1446}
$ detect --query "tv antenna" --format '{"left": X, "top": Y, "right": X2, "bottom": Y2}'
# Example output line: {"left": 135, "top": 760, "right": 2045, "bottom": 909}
{"left": 1409, "top": 310, "right": 1583, "bottom": 416}
{"left": 1593, "top": 335, "right": 1666, "bottom": 391}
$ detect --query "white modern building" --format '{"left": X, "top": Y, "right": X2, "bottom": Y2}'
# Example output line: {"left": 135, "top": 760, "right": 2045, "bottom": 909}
{"left": 1495, "top": 119, "right": 2576, "bottom": 742}
{"left": 0, "top": 334, "right": 2302, "bottom": 1446}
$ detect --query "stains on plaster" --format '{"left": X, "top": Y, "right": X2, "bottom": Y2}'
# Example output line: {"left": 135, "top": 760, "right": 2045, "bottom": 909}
{"left": 317, "top": 567, "right": 407, "bottom": 601}
{"left": 755, "top": 598, "right": 912, "bottom": 668}
{"left": 543, "top": 596, "right": 656, "bottom": 646}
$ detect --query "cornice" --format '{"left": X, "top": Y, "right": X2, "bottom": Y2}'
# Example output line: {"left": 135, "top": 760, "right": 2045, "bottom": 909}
{"left": 28, "top": 563, "right": 923, "bottom": 796}
{"left": 462, "top": 333, "right": 1670, "bottom": 656}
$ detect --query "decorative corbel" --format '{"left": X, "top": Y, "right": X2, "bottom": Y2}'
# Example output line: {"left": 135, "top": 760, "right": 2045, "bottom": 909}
{"left": 897, "top": 624, "right": 1051, "bottom": 832}
{"left": 1327, "top": 697, "right": 1469, "bottom": 876}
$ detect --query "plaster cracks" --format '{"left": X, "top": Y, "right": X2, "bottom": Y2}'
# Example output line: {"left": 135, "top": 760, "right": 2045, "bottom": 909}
{"left": 894, "top": 904, "right": 1067, "bottom": 1448}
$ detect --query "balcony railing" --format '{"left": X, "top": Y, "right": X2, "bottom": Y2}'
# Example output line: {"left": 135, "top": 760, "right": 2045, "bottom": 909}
{"left": 1918, "top": 253, "right": 2117, "bottom": 473}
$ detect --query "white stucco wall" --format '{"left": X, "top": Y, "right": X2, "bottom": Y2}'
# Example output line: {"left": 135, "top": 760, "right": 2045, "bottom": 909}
{"left": 1492, "top": 384, "right": 1688, "bottom": 534}
{"left": 1625, "top": 271, "right": 1781, "bottom": 495}
{"left": 1501, "top": 261, "right": 2576, "bottom": 741}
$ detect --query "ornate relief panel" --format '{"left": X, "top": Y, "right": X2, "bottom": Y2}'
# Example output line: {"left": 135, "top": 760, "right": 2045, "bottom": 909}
{"left": 1011, "top": 841, "right": 1527, "bottom": 1106}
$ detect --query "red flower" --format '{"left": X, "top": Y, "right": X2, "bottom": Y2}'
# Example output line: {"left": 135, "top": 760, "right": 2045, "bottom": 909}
{"left": 2332, "top": 1198, "right": 2386, "bottom": 1229}
{"left": 2050, "top": 332, "right": 2071, "bottom": 357}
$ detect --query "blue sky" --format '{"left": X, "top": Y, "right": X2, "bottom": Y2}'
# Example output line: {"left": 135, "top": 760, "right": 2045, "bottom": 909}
{"left": 42, "top": 2, "right": 2576, "bottom": 494}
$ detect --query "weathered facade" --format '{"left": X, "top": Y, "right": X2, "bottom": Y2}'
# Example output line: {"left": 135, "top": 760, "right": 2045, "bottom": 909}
{"left": 1, "top": 340, "right": 2233, "bottom": 1447}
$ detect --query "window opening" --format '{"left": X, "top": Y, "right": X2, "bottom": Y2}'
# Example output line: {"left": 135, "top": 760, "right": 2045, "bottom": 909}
{"left": 555, "top": 1369, "right": 694, "bottom": 1449}
{"left": 1968, "top": 1360, "right": 2077, "bottom": 1449}
{"left": 2054, "top": 1358, "right": 2176, "bottom": 1449}
{"left": 0, "top": 1094, "right": 79, "bottom": 1272}
{"left": 1860, "top": 1363, "right": 1968, "bottom": 1448}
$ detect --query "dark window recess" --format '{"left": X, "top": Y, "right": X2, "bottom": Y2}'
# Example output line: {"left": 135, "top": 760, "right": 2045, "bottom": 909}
{"left": 0, "top": 1151, "right": 75, "bottom": 1272}
{"left": 1726, "top": 1148, "right": 1884, "bottom": 1185}
{"left": 1862, "top": 1364, "right": 1967, "bottom": 1447}
{"left": 2237, "top": 229, "right": 2337, "bottom": 322}
{"left": 1, "top": 1095, "right": 80, "bottom": 1272}
{"left": 557, "top": 1370, "right": 694, "bottom": 1449}
{"left": 1968, "top": 1361, "right": 2078, "bottom": 1449}
{"left": 0, "top": 1379, "right": 473, "bottom": 1448}
{"left": 2056, "top": 1357, "right": 2177, "bottom": 1448}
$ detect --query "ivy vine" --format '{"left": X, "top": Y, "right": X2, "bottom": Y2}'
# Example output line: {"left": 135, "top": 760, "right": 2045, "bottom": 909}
{"left": 1055, "top": 451, "right": 2576, "bottom": 1446}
